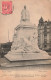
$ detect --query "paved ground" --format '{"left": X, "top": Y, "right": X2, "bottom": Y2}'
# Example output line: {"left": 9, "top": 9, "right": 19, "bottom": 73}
{"left": 0, "top": 57, "right": 51, "bottom": 69}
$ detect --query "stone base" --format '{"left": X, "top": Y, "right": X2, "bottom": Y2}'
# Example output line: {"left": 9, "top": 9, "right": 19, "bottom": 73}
{"left": 4, "top": 50, "right": 51, "bottom": 61}
{"left": 1, "top": 51, "right": 50, "bottom": 67}
{"left": 1, "top": 58, "right": 51, "bottom": 67}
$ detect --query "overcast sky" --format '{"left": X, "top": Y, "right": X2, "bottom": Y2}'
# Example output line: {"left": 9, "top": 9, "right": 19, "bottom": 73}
{"left": 0, "top": 0, "right": 51, "bottom": 43}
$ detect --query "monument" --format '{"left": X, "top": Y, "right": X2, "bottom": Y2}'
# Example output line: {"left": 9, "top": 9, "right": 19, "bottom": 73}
{"left": 1, "top": 6, "right": 51, "bottom": 67}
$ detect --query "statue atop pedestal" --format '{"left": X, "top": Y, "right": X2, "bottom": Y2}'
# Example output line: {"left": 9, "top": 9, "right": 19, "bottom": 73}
{"left": 21, "top": 5, "right": 30, "bottom": 22}
{"left": 4, "top": 6, "right": 50, "bottom": 62}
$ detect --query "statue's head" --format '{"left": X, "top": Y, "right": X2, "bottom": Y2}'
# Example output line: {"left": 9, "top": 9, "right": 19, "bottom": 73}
{"left": 24, "top": 5, "right": 26, "bottom": 10}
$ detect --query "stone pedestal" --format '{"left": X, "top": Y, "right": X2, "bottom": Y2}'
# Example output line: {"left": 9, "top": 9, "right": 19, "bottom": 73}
{"left": 4, "top": 24, "right": 50, "bottom": 61}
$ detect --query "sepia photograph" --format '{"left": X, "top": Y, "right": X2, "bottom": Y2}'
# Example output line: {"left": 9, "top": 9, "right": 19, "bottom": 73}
{"left": 0, "top": 0, "right": 51, "bottom": 80}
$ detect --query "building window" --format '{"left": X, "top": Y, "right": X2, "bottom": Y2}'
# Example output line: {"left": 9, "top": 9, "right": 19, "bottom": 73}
{"left": 44, "top": 39, "right": 47, "bottom": 48}
{"left": 44, "top": 45, "right": 47, "bottom": 48}
{"left": 44, "top": 26, "right": 47, "bottom": 36}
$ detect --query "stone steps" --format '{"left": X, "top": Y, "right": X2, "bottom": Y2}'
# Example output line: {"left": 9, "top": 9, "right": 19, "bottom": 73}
{"left": 1, "top": 58, "right": 51, "bottom": 67}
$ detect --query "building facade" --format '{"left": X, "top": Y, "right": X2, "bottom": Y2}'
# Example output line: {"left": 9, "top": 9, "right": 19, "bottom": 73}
{"left": 38, "top": 17, "right": 51, "bottom": 51}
